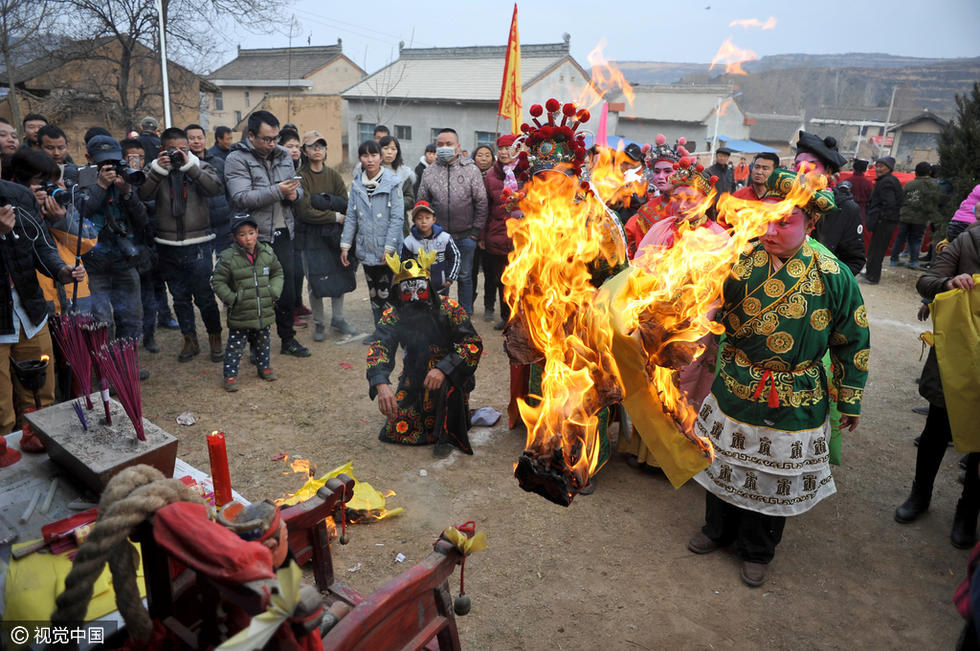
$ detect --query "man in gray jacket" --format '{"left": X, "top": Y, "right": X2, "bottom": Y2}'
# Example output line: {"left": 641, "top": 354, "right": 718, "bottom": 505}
{"left": 140, "top": 126, "right": 224, "bottom": 363}
{"left": 224, "top": 110, "right": 310, "bottom": 357}
{"left": 417, "top": 128, "right": 488, "bottom": 315}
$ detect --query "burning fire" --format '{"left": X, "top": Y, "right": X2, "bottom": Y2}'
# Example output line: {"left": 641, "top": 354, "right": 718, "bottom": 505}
{"left": 576, "top": 39, "right": 634, "bottom": 108}
{"left": 504, "top": 142, "right": 823, "bottom": 503}
{"left": 709, "top": 37, "right": 758, "bottom": 75}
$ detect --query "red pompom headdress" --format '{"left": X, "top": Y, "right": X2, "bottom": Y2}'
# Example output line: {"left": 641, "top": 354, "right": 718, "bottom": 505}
{"left": 669, "top": 156, "right": 716, "bottom": 196}
{"left": 515, "top": 98, "right": 590, "bottom": 181}
{"left": 645, "top": 133, "right": 689, "bottom": 168}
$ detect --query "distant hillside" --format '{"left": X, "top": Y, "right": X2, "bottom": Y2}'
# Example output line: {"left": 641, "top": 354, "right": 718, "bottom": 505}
{"left": 613, "top": 53, "right": 980, "bottom": 119}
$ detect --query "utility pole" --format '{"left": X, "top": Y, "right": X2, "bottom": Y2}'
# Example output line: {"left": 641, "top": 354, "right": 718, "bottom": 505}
{"left": 154, "top": 0, "right": 172, "bottom": 127}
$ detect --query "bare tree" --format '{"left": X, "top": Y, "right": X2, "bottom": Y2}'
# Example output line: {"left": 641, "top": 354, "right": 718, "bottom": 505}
{"left": 47, "top": 0, "right": 284, "bottom": 127}
{"left": 0, "top": 0, "right": 56, "bottom": 129}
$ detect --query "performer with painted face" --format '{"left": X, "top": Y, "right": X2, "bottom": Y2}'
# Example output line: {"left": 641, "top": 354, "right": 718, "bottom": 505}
{"left": 366, "top": 250, "right": 483, "bottom": 457}
{"left": 687, "top": 169, "right": 870, "bottom": 588}
{"left": 623, "top": 134, "right": 687, "bottom": 258}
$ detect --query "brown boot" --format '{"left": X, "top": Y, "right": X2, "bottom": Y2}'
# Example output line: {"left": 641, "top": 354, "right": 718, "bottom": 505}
{"left": 208, "top": 332, "right": 224, "bottom": 362}
{"left": 178, "top": 333, "right": 200, "bottom": 362}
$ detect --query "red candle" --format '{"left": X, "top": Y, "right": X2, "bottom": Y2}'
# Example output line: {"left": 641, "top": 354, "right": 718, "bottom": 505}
{"left": 206, "top": 431, "right": 233, "bottom": 507}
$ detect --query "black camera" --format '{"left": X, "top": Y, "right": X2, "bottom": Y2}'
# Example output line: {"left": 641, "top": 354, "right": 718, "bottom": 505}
{"left": 165, "top": 148, "right": 186, "bottom": 169}
{"left": 102, "top": 217, "right": 139, "bottom": 262}
{"left": 40, "top": 182, "right": 73, "bottom": 206}
{"left": 113, "top": 163, "right": 145, "bottom": 186}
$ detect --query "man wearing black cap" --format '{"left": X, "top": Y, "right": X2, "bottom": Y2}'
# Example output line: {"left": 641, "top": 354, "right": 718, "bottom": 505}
{"left": 79, "top": 135, "right": 149, "bottom": 340}
{"left": 706, "top": 147, "right": 735, "bottom": 195}
{"left": 862, "top": 156, "right": 903, "bottom": 284}
{"left": 793, "top": 131, "right": 865, "bottom": 275}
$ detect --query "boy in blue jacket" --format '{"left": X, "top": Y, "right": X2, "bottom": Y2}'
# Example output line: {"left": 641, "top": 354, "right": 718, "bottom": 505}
{"left": 401, "top": 201, "right": 459, "bottom": 296}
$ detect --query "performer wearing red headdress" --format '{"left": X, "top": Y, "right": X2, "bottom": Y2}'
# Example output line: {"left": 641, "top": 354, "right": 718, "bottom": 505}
{"left": 623, "top": 135, "right": 689, "bottom": 258}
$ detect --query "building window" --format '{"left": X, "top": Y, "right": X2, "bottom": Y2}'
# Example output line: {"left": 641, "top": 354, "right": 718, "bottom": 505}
{"left": 215, "top": 92, "right": 223, "bottom": 111}
{"left": 245, "top": 91, "right": 250, "bottom": 108}
{"left": 395, "top": 125, "right": 412, "bottom": 141}
{"left": 234, "top": 111, "right": 242, "bottom": 125}
{"left": 358, "top": 122, "right": 376, "bottom": 144}
{"left": 474, "top": 131, "right": 497, "bottom": 148}
{"left": 430, "top": 128, "right": 442, "bottom": 144}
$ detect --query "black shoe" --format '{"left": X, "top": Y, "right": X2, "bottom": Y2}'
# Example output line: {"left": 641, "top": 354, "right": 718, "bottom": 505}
{"left": 280, "top": 338, "right": 311, "bottom": 357}
{"left": 895, "top": 483, "right": 931, "bottom": 523}
{"left": 139, "top": 368, "right": 150, "bottom": 381}
{"left": 951, "top": 499, "right": 979, "bottom": 549}
{"left": 858, "top": 276, "right": 879, "bottom": 285}
{"left": 143, "top": 336, "right": 160, "bottom": 354}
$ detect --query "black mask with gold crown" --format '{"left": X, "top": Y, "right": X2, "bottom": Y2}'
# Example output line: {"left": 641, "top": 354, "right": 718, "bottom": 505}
{"left": 386, "top": 250, "right": 441, "bottom": 309}
{"left": 514, "top": 98, "right": 591, "bottom": 183}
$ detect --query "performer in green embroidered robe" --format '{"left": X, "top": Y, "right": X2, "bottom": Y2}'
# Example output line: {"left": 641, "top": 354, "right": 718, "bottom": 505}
{"left": 688, "top": 169, "right": 870, "bottom": 588}
{"left": 367, "top": 250, "right": 483, "bottom": 457}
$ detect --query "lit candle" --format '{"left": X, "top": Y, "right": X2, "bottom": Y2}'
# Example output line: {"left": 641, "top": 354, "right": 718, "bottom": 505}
{"left": 206, "top": 431, "right": 233, "bottom": 507}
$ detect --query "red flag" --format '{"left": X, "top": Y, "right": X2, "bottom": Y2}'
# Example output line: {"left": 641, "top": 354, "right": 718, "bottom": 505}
{"left": 498, "top": 4, "right": 522, "bottom": 136}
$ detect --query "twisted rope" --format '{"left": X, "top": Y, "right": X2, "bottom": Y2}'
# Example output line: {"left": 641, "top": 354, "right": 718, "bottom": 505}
{"left": 50, "top": 465, "right": 206, "bottom": 641}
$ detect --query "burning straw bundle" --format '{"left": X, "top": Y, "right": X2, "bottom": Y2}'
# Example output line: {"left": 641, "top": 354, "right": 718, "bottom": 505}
{"left": 81, "top": 321, "right": 112, "bottom": 424}
{"left": 95, "top": 339, "right": 144, "bottom": 441}
{"left": 50, "top": 313, "right": 94, "bottom": 409}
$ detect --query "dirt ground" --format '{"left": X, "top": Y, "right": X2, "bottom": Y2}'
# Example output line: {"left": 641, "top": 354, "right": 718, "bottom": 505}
{"left": 138, "top": 261, "right": 968, "bottom": 650}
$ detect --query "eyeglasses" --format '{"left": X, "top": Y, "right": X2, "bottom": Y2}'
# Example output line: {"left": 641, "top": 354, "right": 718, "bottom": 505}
{"left": 308, "top": 144, "right": 326, "bottom": 151}
{"left": 255, "top": 134, "right": 279, "bottom": 144}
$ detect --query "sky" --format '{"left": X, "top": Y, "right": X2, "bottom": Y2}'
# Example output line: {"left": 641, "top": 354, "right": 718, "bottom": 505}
{"left": 219, "top": 0, "right": 980, "bottom": 74}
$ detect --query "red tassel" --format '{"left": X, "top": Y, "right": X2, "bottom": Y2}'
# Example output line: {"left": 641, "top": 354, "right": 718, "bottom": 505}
{"left": 751, "top": 369, "right": 779, "bottom": 407}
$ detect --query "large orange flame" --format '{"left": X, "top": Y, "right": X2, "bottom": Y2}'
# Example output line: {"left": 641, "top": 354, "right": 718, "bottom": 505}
{"left": 576, "top": 39, "right": 634, "bottom": 108}
{"left": 709, "top": 37, "right": 758, "bottom": 76}
{"left": 504, "top": 148, "right": 823, "bottom": 497}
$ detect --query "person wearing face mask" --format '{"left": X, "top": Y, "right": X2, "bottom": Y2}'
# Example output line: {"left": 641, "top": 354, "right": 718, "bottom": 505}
{"left": 687, "top": 169, "right": 869, "bottom": 588}
{"left": 366, "top": 250, "right": 483, "bottom": 458}
{"left": 416, "top": 128, "right": 488, "bottom": 316}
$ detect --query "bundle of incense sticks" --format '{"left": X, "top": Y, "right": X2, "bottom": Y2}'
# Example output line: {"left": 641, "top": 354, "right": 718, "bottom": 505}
{"left": 96, "top": 339, "right": 144, "bottom": 441}
{"left": 51, "top": 313, "right": 94, "bottom": 409}
{"left": 81, "top": 321, "right": 112, "bottom": 424}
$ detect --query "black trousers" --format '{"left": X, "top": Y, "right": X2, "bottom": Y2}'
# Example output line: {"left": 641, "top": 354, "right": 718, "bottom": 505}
{"left": 270, "top": 229, "right": 296, "bottom": 342}
{"left": 482, "top": 252, "right": 510, "bottom": 320}
{"left": 703, "top": 491, "right": 786, "bottom": 564}
{"left": 363, "top": 264, "right": 394, "bottom": 325}
{"left": 865, "top": 219, "right": 898, "bottom": 282}
{"left": 916, "top": 404, "right": 980, "bottom": 507}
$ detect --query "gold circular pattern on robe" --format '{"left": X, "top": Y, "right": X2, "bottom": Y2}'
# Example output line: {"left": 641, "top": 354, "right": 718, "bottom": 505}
{"left": 854, "top": 348, "right": 870, "bottom": 372}
{"left": 830, "top": 332, "right": 848, "bottom": 346}
{"left": 753, "top": 250, "right": 770, "bottom": 267}
{"left": 742, "top": 297, "right": 762, "bottom": 316}
{"left": 766, "top": 331, "right": 794, "bottom": 354}
{"left": 810, "top": 308, "right": 831, "bottom": 331}
{"left": 728, "top": 314, "right": 741, "bottom": 331}
{"left": 854, "top": 304, "right": 868, "bottom": 328}
{"left": 764, "top": 278, "right": 785, "bottom": 298}
{"left": 817, "top": 254, "right": 840, "bottom": 274}
{"left": 786, "top": 259, "right": 806, "bottom": 278}
{"left": 734, "top": 259, "right": 754, "bottom": 279}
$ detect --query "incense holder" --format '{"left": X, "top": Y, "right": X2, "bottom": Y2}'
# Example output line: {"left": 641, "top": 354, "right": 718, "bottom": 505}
{"left": 25, "top": 393, "right": 177, "bottom": 495}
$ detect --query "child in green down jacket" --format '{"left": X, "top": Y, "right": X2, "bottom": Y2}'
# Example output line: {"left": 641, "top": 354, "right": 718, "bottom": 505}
{"left": 211, "top": 214, "right": 284, "bottom": 391}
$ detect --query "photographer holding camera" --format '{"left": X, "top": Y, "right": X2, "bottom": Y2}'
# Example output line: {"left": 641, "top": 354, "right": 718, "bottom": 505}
{"left": 79, "top": 135, "right": 148, "bottom": 342}
{"left": 0, "top": 152, "right": 85, "bottom": 434}
{"left": 139, "top": 127, "right": 224, "bottom": 363}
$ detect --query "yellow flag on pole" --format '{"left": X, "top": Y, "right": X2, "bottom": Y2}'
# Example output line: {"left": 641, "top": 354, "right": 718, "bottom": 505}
{"left": 498, "top": 4, "right": 522, "bottom": 135}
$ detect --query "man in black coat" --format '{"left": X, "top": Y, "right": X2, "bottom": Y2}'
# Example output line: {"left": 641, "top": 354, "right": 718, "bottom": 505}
{"left": 862, "top": 156, "right": 903, "bottom": 284}
{"left": 0, "top": 165, "right": 85, "bottom": 433}
{"left": 706, "top": 147, "right": 735, "bottom": 195}
{"left": 793, "top": 131, "right": 865, "bottom": 275}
